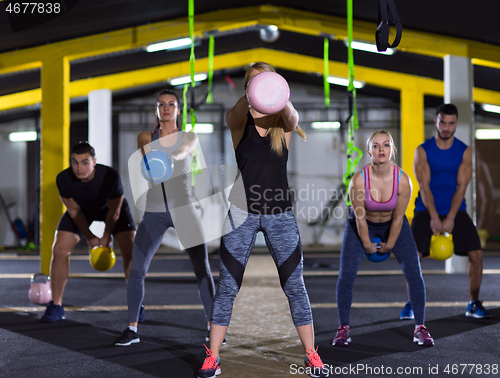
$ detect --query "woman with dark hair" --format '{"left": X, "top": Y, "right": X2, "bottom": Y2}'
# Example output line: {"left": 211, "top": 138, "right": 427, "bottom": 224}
{"left": 114, "top": 89, "right": 216, "bottom": 346}
{"left": 197, "top": 63, "right": 329, "bottom": 378}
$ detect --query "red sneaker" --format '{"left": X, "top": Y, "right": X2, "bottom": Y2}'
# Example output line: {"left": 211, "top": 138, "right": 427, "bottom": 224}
{"left": 197, "top": 344, "right": 221, "bottom": 378}
{"left": 305, "top": 347, "right": 329, "bottom": 378}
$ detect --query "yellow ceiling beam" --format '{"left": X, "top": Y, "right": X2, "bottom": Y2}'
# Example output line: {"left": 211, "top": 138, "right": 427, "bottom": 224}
{"left": 0, "top": 48, "right": 438, "bottom": 112}
{"left": 472, "top": 58, "right": 500, "bottom": 71}
{"left": 474, "top": 88, "right": 500, "bottom": 105}
{"left": 254, "top": 49, "right": 444, "bottom": 96}
{"left": 2, "top": 5, "right": 500, "bottom": 73}
{"left": 0, "top": 88, "right": 41, "bottom": 110}
{"left": 0, "top": 61, "right": 41, "bottom": 76}
{"left": 3, "top": 48, "right": 500, "bottom": 113}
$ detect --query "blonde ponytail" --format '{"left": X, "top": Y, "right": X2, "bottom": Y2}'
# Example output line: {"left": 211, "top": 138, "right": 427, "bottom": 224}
{"left": 267, "top": 114, "right": 307, "bottom": 156}
{"left": 295, "top": 125, "right": 306, "bottom": 141}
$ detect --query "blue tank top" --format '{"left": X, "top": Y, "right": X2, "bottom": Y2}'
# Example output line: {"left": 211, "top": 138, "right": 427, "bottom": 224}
{"left": 414, "top": 136, "right": 467, "bottom": 215}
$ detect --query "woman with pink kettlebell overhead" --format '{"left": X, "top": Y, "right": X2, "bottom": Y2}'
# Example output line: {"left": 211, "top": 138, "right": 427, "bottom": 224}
{"left": 197, "top": 62, "right": 330, "bottom": 378}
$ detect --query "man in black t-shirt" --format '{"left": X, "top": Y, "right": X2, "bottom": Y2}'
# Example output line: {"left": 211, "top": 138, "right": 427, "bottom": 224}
{"left": 41, "top": 142, "right": 136, "bottom": 323}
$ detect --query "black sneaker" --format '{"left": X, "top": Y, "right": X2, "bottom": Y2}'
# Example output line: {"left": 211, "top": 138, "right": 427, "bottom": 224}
{"left": 138, "top": 304, "right": 146, "bottom": 323}
{"left": 41, "top": 301, "right": 65, "bottom": 323}
{"left": 115, "top": 328, "right": 140, "bottom": 346}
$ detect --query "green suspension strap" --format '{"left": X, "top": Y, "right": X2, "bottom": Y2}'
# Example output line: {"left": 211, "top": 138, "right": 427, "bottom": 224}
{"left": 323, "top": 37, "right": 330, "bottom": 107}
{"left": 188, "top": 0, "right": 196, "bottom": 129}
{"left": 182, "top": 83, "right": 189, "bottom": 131}
{"left": 206, "top": 34, "right": 214, "bottom": 104}
{"left": 187, "top": 0, "right": 202, "bottom": 184}
{"left": 343, "top": 0, "right": 363, "bottom": 204}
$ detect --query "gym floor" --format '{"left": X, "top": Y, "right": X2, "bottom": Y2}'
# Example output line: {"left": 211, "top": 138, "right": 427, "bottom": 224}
{"left": 1, "top": 245, "right": 500, "bottom": 378}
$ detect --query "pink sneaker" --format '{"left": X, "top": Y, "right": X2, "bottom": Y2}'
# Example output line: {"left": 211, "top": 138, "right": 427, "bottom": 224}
{"left": 332, "top": 325, "right": 351, "bottom": 346}
{"left": 413, "top": 325, "right": 434, "bottom": 347}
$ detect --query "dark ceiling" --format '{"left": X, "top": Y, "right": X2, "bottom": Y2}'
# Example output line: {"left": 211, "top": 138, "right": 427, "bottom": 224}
{"left": 2, "top": 0, "right": 500, "bottom": 51}
{"left": 1, "top": 0, "right": 500, "bottom": 116}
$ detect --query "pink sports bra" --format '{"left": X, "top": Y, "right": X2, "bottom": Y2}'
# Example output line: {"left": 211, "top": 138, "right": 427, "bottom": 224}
{"left": 361, "top": 164, "right": 401, "bottom": 212}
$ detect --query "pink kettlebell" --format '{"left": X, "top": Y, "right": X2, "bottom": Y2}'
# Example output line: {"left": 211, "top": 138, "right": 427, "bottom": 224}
{"left": 29, "top": 273, "right": 52, "bottom": 305}
{"left": 247, "top": 71, "right": 290, "bottom": 114}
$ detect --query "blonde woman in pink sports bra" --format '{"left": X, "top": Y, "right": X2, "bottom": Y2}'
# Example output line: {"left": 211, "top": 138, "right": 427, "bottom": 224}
{"left": 332, "top": 130, "right": 434, "bottom": 348}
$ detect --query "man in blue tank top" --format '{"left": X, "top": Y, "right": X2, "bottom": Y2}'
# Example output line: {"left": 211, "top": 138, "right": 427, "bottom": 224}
{"left": 399, "top": 103, "right": 490, "bottom": 320}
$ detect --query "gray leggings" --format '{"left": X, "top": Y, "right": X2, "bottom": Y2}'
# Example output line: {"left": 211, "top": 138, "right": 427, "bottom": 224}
{"left": 336, "top": 213, "right": 426, "bottom": 325}
{"left": 211, "top": 206, "right": 313, "bottom": 327}
{"left": 127, "top": 206, "right": 215, "bottom": 323}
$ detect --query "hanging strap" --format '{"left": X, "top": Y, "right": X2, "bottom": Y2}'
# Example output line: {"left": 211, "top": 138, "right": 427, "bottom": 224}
{"left": 188, "top": 0, "right": 196, "bottom": 129}
{"left": 376, "top": 0, "right": 403, "bottom": 52}
{"left": 343, "top": 0, "right": 364, "bottom": 203}
{"left": 323, "top": 38, "right": 330, "bottom": 107}
{"left": 206, "top": 34, "right": 215, "bottom": 104}
{"left": 182, "top": 83, "right": 189, "bottom": 131}
{"left": 187, "top": 0, "right": 201, "bottom": 185}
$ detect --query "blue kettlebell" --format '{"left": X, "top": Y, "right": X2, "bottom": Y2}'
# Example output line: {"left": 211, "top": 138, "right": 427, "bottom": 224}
{"left": 140, "top": 150, "right": 174, "bottom": 184}
{"left": 364, "top": 236, "right": 391, "bottom": 263}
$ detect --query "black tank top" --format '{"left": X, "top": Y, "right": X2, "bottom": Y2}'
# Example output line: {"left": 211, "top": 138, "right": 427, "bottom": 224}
{"left": 229, "top": 112, "right": 293, "bottom": 214}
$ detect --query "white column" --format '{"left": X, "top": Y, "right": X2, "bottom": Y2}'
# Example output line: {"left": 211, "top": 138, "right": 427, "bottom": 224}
{"left": 443, "top": 55, "right": 474, "bottom": 273}
{"left": 88, "top": 89, "right": 112, "bottom": 167}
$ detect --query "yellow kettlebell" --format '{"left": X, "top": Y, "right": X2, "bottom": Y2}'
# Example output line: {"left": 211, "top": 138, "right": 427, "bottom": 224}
{"left": 89, "top": 246, "right": 116, "bottom": 271}
{"left": 430, "top": 232, "right": 454, "bottom": 260}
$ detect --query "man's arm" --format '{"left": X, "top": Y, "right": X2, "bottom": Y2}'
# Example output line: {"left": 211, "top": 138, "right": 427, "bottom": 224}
{"left": 101, "top": 195, "right": 124, "bottom": 247}
{"left": 414, "top": 145, "right": 443, "bottom": 234}
{"left": 442, "top": 147, "right": 472, "bottom": 232}
{"left": 60, "top": 196, "right": 100, "bottom": 248}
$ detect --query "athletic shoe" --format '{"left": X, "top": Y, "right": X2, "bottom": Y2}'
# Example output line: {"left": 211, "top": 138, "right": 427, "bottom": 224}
{"left": 305, "top": 347, "right": 329, "bottom": 377}
{"left": 205, "top": 329, "right": 227, "bottom": 345}
{"left": 41, "top": 301, "right": 65, "bottom": 323}
{"left": 400, "top": 301, "right": 414, "bottom": 320}
{"left": 332, "top": 325, "right": 351, "bottom": 346}
{"left": 413, "top": 325, "right": 434, "bottom": 347}
{"left": 197, "top": 344, "right": 221, "bottom": 378}
{"left": 114, "top": 328, "right": 140, "bottom": 346}
{"left": 138, "top": 304, "right": 146, "bottom": 323}
{"left": 465, "top": 300, "right": 492, "bottom": 318}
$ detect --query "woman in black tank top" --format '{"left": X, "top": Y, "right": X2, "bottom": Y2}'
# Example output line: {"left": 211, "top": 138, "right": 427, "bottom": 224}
{"left": 198, "top": 63, "right": 329, "bottom": 378}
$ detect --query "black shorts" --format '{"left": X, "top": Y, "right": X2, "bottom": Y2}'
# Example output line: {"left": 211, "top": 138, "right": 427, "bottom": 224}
{"left": 57, "top": 202, "right": 136, "bottom": 237}
{"left": 411, "top": 210, "right": 481, "bottom": 257}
